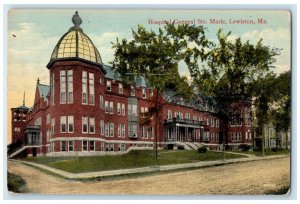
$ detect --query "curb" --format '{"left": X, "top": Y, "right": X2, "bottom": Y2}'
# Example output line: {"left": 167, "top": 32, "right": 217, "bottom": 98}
{"left": 9, "top": 154, "right": 289, "bottom": 180}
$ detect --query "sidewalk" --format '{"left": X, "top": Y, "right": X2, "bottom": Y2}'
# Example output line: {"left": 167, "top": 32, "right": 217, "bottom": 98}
{"left": 9, "top": 154, "right": 288, "bottom": 180}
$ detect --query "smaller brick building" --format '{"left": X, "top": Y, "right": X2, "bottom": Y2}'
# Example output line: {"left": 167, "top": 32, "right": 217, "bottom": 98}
{"left": 9, "top": 12, "right": 253, "bottom": 158}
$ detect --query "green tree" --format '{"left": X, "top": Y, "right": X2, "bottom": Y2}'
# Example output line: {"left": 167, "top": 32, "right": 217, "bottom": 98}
{"left": 270, "top": 70, "right": 291, "bottom": 149}
{"left": 111, "top": 23, "right": 211, "bottom": 162}
{"left": 190, "top": 29, "right": 281, "bottom": 156}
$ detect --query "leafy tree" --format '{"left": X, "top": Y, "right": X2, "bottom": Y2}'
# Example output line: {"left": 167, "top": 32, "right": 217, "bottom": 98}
{"left": 111, "top": 23, "right": 211, "bottom": 161}
{"left": 190, "top": 29, "right": 281, "bottom": 154}
{"left": 270, "top": 70, "right": 291, "bottom": 149}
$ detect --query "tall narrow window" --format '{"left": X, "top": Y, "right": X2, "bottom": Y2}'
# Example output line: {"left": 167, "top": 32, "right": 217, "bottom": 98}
{"left": 89, "top": 73, "right": 94, "bottom": 105}
{"left": 117, "top": 124, "right": 121, "bottom": 137}
{"left": 109, "top": 102, "right": 114, "bottom": 114}
{"left": 132, "top": 104, "right": 137, "bottom": 116}
{"left": 69, "top": 141, "right": 74, "bottom": 151}
{"left": 61, "top": 141, "right": 66, "bottom": 151}
{"left": 51, "top": 118, "right": 55, "bottom": 134}
{"left": 141, "top": 126, "right": 145, "bottom": 138}
{"left": 141, "top": 107, "right": 145, "bottom": 118}
{"left": 82, "top": 140, "right": 88, "bottom": 151}
{"left": 68, "top": 115, "right": 74, "bottom": 133}
{"left": 130, "top": 86, "right": 135, "bottom": 96}
{"left": 119, "top": 83, "right": 123, "bottom": 94}
{"left": 121, "top": 124, "right": 125, "bottom": 138}
{"left": 117, "top": 103, "right": 121, "bottom": 115}
{"left": 142, "top": 88, "right": 146, "bottom": 99}
{"left": 100, "top": 95, "right": 104, "bottom": 109}
{"left": 105, "top": 123, "right": 109, "bottom": 137}
{"left": 60, "top": 70, "right": 66, "bottom": 104}
{"left": 110, "top": 123, "right": 114, "bottom": 137}
{"left": 107, "top": 80, "right": 111, "bottom": 91}
{"left": 60, "top": 116, "right": 66, "bottom": 133}
{"left": 132, "top": 124, "right": 137, "bottom": 138}
{"left": 100, "top": 120, "right": 104, "bottom": 135}
{"left": 67, "top": 70, "right": 73, "bottom": 103}
{"left": 105, "top": 101, "right": 109, "bottom": 113}
{"left": 89, "top": 141, "right": 95, "bottom": 151}
{"left": 82, "top": 116, "right": 88, "bottom": 133}
{"left": 121, "top": 103, "right": 125, "bottom": 115}
{"left": 167, "top": 110, "right": 172, "bottom": 119}
{"left": 82, "top": 71, "right": 87, "bottom": 104}
{"left": 89, "top": 117, "right": 95, "bottom": 133}
{"left": 51, "top": 73, "right": 55, "bottom": 105}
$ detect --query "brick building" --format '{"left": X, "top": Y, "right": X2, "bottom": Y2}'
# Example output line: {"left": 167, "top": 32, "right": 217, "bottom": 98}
{"left": 9, "top": 12, "right": 252, "bottom": 157}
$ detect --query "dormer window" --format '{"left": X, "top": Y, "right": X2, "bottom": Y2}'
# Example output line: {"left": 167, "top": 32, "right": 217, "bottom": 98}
{"left": 142, "top": 88, "right": 146, "bottom": 99}
{"left": 130, "top": 86, "right": 135, "bottom": 96}
{"left": 107, "top": 80, "right": 111, "bottom": 91}
{"left": 119, "top": 83, "right": 123, "bottom": 94}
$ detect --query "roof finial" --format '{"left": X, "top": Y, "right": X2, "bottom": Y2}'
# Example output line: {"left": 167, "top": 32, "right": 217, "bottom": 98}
{"left": 37, "top": 78, "right": 40, "bottom": 84}
{"left": 69, "top": 11, "right": 83, "bottom": 32}
{"left": 23, "top": 91, "right": 25, "bottom": 106}
{"left": 72, "top": 11, "right": 82, "bottom": 26}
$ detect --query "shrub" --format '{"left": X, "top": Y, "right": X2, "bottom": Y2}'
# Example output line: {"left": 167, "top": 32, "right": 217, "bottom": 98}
{"left": 271, "top": 147, "right": 281, "bottom": 152}
{"left": 252, "top": 146, "right": 261, "bottom": 151}
{"left": 197, "top": 146, "right": 207, "bottom": 153}
{"left": 239, "top": 144, "right": 251, "bottom": 151}
{"left": 177, "top": 145, "right": 185, "bottom": 150}
{"left": 7, "top": 172, "right": 26, "bottom": 193}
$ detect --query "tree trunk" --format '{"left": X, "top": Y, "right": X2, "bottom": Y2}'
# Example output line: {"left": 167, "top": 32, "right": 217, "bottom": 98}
{"left": 154, "top": 87, "right": 160, "bottom": 165}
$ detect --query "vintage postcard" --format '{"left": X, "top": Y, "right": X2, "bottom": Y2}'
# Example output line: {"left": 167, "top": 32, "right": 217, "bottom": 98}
{"left": 6, "top": 9, "right": 291, "bottom": 196}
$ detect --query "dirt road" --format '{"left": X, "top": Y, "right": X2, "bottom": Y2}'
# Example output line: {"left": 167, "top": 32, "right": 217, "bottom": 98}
{"left": 7, "top": 156, "right": 290, "bottom": 195}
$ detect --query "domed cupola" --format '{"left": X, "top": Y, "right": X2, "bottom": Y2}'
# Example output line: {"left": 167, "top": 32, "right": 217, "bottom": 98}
{"left": 47, "top": 11, "right": 103, "bottom": 68}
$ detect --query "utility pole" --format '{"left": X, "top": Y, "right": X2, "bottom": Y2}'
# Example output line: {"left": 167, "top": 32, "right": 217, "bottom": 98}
{"left": 261, "top": 126, "right": 265, "bottom": 157}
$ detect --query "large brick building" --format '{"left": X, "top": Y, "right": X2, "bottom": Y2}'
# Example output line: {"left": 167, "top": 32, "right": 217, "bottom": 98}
{"left": 9, "top": 12, "right": 252, "bottom": 157}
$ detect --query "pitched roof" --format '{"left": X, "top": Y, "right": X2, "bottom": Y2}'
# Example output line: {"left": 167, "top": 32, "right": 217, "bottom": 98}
{"left": 37, "top": 84, "right": 50, "bottom": 98}
{"left": 104, "top": 64, "right": 147, "bottom": 87}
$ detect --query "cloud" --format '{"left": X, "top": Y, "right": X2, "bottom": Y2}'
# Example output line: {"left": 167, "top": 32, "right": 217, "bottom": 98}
{"left": 8, "top": 22, "right": 60, "bottom": 64}
{"left": 241, "top": 28, "right": 291, "bottom": 74}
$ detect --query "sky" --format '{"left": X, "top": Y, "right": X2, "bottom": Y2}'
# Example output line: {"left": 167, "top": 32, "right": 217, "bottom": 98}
{"left": 6, "top": 9, "right": 291, "bottom": 143}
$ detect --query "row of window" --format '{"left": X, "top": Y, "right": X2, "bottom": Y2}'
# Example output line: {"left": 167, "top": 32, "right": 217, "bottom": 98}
{"left": 106, "top": 81, "right": 148, "bottom": 99}
{"left": 231, "top": 132, "right": 242, "bottom": 142}
{"left": 14, "top": 127, "right": 21, "bottom": 132}
{"left": 58, "top": 140, "right": 127, "bottom": 152}
{"left": 231, "top": 132, "right": 252, "bottom": 142}
{"left": 167, "top": 110, "right": 220, "bottom": 127}
{"left": 48, "top": 115, "right": 155, "bottom": 139}
{"left": 230, "top": 108, "right": 251, "bottom": 127}
{"left": 203, "top": 132, "right": 220, "bottom": 142}
{"left": 53, "top": 70, "right": 151, "bottom": 107}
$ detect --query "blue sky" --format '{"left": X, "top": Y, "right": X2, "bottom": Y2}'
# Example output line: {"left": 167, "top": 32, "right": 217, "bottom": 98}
{"left": 7, "top": 9, "right": 291, "bottom": 142}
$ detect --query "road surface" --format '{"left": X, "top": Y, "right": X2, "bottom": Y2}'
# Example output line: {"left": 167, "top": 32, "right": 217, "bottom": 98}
{"left": 7, "top": 156, "right": 290, "bottom": 195}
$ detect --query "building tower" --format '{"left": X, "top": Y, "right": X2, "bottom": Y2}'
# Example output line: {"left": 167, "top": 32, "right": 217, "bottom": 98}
{"left": 46, "top": 11, "right": 107, "bottom": 154}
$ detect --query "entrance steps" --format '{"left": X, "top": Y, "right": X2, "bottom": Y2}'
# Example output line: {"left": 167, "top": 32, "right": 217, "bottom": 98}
{"left": 8, "top": 145, "right": 27, "bottom": 158}
{"left": 176, "top": 142, "right": 200, "bottom": 150}
{"left": 184, "top": 142, "right": 199, "bottom": 150}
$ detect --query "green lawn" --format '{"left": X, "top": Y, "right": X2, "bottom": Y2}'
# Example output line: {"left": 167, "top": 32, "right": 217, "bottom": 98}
{"left": 230, "top": 149, "right": 290, "bottom": 157}
{"left": 21, "top": 150, "right": 245, "bottom": 174}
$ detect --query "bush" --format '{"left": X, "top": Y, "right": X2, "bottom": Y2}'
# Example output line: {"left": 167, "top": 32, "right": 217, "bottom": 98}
{"left": 252, "top": 146, "right": 261, "bottom": 151}
{"left": 271, "top": 147, "right": 281, "bottom": 152}
{"left": 177, "top": 145, "right": 185, "bottom": 150}
{"left": 239, "top": 144, "right": 251, "bottom": 151}
{"left": 197, "top": 146, "right": 207, "bottom": 153}
{"left": 7, "top": 172, "right": 26, "bottom": 193}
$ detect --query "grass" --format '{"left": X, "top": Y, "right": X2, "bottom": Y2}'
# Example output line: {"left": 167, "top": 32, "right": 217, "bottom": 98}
{"left": 7, "top": 172, "right": 26, "bottom": 193}
{"left": 21, "top": 150, "right": 245, "bottom": 174}
{"left": 235, "top": 148, "right": 290, "bottom": 157}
